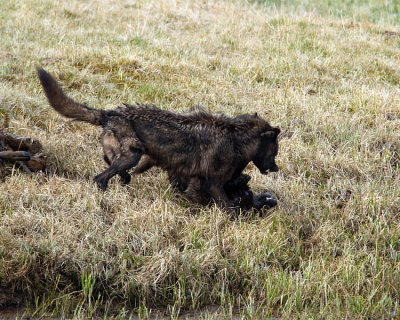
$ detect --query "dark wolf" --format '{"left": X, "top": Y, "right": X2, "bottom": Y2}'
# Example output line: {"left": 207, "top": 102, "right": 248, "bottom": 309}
{"left": 131, "top": 107, "right": 278, "bottom": 211}
{"left": 37, "top": 68, "right": 280, "bottom": 211}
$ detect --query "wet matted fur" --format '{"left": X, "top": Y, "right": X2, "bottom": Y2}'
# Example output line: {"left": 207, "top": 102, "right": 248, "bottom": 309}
{"left": 37, "top": 68, "right": 280, "bottom": 211}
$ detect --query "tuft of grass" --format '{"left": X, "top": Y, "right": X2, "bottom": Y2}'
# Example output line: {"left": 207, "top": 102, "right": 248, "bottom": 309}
{"left": 1, "top": 0, "right": 400, "bottom": 318}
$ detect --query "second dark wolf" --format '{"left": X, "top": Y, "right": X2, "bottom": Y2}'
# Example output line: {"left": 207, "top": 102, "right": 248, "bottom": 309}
{"left": 37, "top": 68, "right": 280, "bottom": 211}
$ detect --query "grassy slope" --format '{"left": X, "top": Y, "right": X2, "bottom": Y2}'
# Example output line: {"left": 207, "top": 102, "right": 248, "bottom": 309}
{"left": 1, "top": 0, "right": 400, "bottom": 318}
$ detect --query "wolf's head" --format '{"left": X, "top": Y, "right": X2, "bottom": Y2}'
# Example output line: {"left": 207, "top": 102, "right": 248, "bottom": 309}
{"left": 252, "top": 126, "right": 280, "bottom": 174}
{"left": 236, "top": 113, "right": 280, "bottom": 174}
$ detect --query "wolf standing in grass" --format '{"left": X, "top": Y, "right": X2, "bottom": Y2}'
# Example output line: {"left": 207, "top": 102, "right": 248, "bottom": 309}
{"left": 37, "top": 68, "right": 280, "bottom": 212}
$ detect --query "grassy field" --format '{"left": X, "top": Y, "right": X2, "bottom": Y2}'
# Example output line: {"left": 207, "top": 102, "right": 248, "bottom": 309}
{"left": 1, "top": 0, "right": 400, "bottom": 318}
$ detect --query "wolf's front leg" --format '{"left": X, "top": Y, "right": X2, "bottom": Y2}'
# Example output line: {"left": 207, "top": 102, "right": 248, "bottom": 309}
{"left": 183, "top": 176, "right": 204, "bottom": 204}
{"left": 208, "top": 182, "right": 240, "bottom": 215}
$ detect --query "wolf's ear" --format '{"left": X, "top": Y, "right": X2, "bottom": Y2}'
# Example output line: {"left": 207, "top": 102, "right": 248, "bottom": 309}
{"left": 261, "top": 128, "right": 280, "bottom": 138}
{"left": 253, "top": 112, "right": 258, "bottom": 118}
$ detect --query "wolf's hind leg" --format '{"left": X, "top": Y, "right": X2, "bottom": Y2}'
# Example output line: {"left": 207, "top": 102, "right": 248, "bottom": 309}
{"left": 95, "top": 149, "right": 142, "bottom": 190}
{"left": 104, "top": 155, "right": 131, "bottom": 185}
{"left": 132, "top": 155, "right": 155, "bottom": 174}
{"left": 119, "top": 170, "right": 131, "bottom": 185}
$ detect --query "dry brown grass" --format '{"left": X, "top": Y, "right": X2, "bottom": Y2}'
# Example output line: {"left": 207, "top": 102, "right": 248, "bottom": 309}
{"left": 1, "top": 0, "right": 400, "bottom": 318}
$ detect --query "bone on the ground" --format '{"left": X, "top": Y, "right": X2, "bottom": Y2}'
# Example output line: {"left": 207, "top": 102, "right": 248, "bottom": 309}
{"left": 26, "top": 153, "right": 47, "bottom": 171}
{"left": 0, "top": 131, "right": 43, "bottom": 153}
{"left": 17, "top": 160, "right": 33, "bottom": 174}
{"left": 0, "top": 150, "right": 31, "bottom": 161}
{"left": 0, "top": 129, "right": 47, "bottom": 172}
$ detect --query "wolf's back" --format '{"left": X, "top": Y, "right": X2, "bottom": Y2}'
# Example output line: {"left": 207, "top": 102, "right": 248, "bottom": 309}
{"left": 37, "top": 68, "right": 104, "bottom": 126}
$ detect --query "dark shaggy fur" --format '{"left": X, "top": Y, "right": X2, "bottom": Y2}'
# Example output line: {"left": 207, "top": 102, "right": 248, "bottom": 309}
{"left": 37, "top": 68, "right": 280, "bottom": 212}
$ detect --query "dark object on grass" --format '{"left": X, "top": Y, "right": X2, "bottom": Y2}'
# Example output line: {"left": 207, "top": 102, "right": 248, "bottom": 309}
{"left": 38, "top": 67, "right": 280, "bottom": 213}
{"left": 0, "top": 129, "right": 47, "bottom": 177}
{"left": 172, "top": 173, "right": 277, "bottom": 212}
{"left": 226, "top": 174, "right": 277, "bottom": 211}
{"left": 0, "top": 150, "right": 31, "bottom": 161}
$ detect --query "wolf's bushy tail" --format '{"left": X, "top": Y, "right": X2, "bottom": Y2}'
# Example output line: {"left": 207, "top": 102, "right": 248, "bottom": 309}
{"left": 37, "top": 68, "right": 105, "bottom": 126}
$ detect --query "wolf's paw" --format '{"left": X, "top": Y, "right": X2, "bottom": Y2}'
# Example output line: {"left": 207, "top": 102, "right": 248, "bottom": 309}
{"left": 94, "top": 176, "right": 108, "bottom": 191}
